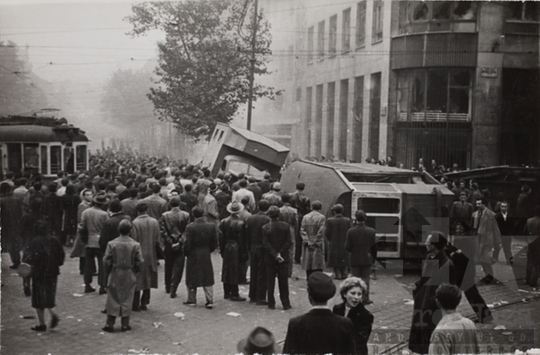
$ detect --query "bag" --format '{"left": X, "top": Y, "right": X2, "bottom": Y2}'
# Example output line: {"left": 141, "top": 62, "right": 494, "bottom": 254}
{"left": 16, "top": 263, "right": 32, "bottom": 278}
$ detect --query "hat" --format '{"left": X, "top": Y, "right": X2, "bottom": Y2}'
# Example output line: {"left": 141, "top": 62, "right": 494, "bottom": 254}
{"left": 307, "top": 271, "right": 336, "bottom": 302}
{"left": 213, "top": 178, "right": 222, "bottom": 186}
{"left": 209, "top": 183, "right": 217, "bottom": 192}
{"left": 263, "top": 172, "right": 271, "bottom": 179}
{"left": 92, "top": 192, "right": 110, "bottom": 205}
{"left": 272, "top": 182, "right": 281, "bottom": 191}
{"left": 237, "top": 327, "right": 277, "bottom": 355}
{"left": 16, "top": 263, "right": 32, "bottom": 278}
{"left": 248, "top": 176, "right": 257, "bottom": 183}
{"left": 227, "top": 200, "right": 244, "bottom": 214}
{"left": 296, "top": 182, "right": 305, "bottom": 190}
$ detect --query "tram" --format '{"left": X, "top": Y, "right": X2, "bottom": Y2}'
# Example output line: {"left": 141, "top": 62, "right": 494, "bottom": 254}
{"left": 0, "top": 115, "right": 89, "bottom": 177}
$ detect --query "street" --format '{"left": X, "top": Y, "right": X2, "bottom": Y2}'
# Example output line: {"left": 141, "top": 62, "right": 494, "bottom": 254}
{"left": 2, "top": 237, "right": 539, "bottom": 355}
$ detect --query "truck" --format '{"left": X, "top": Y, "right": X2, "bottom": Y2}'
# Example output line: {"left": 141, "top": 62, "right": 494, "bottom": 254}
{"left": 201, "top": 123, "right": 290, "bottom": 180}
{"left": 280, "top": 160, "right": 455, "bottom": 260}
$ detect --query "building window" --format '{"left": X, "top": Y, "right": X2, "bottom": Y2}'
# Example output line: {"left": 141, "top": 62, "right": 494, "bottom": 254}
{"left": 329, "top": 15, "right": 337, "bottom": 56}
{"left": 307, "top": 26, "right": 314, "bottom": 64}
{"left": 397, "top": 69, "right": 473, "bottom": 122}
{"left": 296, "top": 87, "right": 302, "bottom": 101}
{"left": 317, "top": 21, "right": 325, "bottom": 60}
{"left": 327, "top": 82, "right": 336, "bottom": 158}
{"left": 400, "top": 2, "right": 477, "bottom": 26}
{"left": 342, "top": 8, "right": 351, "bottom": 52}
{"left": 372, "top": 0, "right": 383, "bottom": 44}
{"left": 315, "top": 84, "right": 324, "bottom": 159}
{"left": 356, "top": 1, "right": 366, "bottom": 48}
{"left": 306, "top": 86, "right": 313, "bottom": 155}
{"left": 353, "top": 76, "right": 364, "bottom": 163}
{"left": 339, "top": 79, "right": 349, "bottom": 161}
{"left": 506, "top": 2, "right": 539, "bottom": 22}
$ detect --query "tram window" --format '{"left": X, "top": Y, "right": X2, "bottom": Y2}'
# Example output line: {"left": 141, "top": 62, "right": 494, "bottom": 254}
{"left": 24, "top": 144, "right": 39, "bottom": 172}
{"left": 50, "top": 146, "right": 61, "bottom": 175}
{"left": 64, "top": 147, "right": 74, "bottom": 174}
{"left": 358, "top": 198, "right": 400, "bottom": 214}
{"left": 76, "top": 145, "right": 87, "bottom": 171}
{"left": 40, "top": 146, "right": 48, "bottom": 174}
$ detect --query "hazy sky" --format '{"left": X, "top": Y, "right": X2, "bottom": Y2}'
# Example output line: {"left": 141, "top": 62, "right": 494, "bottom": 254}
{"left": 0, "top": 0, "right": 163, "bottom": 84}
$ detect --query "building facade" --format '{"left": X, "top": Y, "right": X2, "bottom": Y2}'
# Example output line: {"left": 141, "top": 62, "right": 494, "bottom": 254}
{"left": 277, "top": 1, "right": 539, "bottom": 169}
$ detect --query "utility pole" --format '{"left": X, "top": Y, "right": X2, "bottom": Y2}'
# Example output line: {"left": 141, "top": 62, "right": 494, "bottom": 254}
{"left": 246, "top": 0, "right": 258, "bottom": 131}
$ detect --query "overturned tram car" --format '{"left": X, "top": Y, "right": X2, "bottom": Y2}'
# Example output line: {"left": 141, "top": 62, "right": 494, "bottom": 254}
{"left": 0, "top": 116, "right": 89, "bottom": 177}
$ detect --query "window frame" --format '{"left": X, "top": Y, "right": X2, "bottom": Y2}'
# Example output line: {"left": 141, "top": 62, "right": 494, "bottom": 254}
{"left": 356, "top": 1, "right": 367, "bottom": 49}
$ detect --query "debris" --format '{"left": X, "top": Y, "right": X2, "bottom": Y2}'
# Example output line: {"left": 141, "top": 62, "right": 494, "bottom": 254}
{"left": 173, "top": 342, "right": 182, "bottom": 346}
{"left": 299, "top": 288, "right": 306, "bottom": 291}
{"left": 494, "top": 325, "right": 507, "bottom": 330}
{"left": 380, "top": 326, "right": 389, "bottom": 329}
{"left": 173, "top": 312, "right": 185, "bottom": 320}
{"left": 402, "top": 350, "right": 411, "bottom": 355}
{"left": 500, "top": 300, "right": 509, "bottom": 304}
{"left": 66, "top": 316, "right": 75, "bottom": 319}
{"left": 290, "top": 291, "right": 297, "bottom": 295}
{"left": 522, "top": 298, "right": 528, "bottom": 303}
{"left": 77, "top": 319, "right": 82, "bottom": 322}
{"left": 502, "top": 331, "right": 513, "bottom": 335}
{"left": 20, "top": 315, "right": 36, "bottom": 319}
{"left": 403, "top": 299, "right": 414, "bottom": 305}
{"left": 518, "top": 289, "right": 530, "bottom": 293}
{"left": 99, "top": 332, "right": 104, "bottom": 335}
{"left": 226, "top": 312, "right": 241, "bottom": 317}
{"left": 487, "top": 304, "right": 494, "bottom": 308}
{"left": 153, "top": 322, "right": 162, "bottom": 328}
{"left": 73, "top": 293, "right": 84, "bottom": 297}
{"left": 128, "top": 349, "right": 149, "bottom": 354}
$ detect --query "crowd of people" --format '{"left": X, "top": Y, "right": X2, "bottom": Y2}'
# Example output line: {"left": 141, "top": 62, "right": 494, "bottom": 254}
{"left": 1, "top": 147, "right": 539, "bottom": 355}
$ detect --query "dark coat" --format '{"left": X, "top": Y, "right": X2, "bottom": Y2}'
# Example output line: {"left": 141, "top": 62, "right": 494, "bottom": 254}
{"left": 325, "top": 215, "right": 352, "bottom": 268}
{"left": 290, "top": 191, "right": 311, "bottom": 217}
{"left": 61, "top": 194, "right": 81, "bottom": 234}
{"left": 409, "top": 250, "right": 456, "bottom": 355}
{"left": 496, "top": 211, "right": 515, "bottom": 236}
{"left": 247, "top": 184, "right": 263, "bottom": 204}
{"left": 25, "top": 235, "right": 65, "bottom": 278}
{"left": 450, "top": 201, "right": 473, "bottom": 231}
{"left": 214, "top": 190, "right": 231, "bottom": 220}
{"left": 184, "top": 218, "right": 218, "bottom": 287}
{"left": 219, "top": 215, "right": 248, "bottom": 284}
{"left": 99, "top": 213, "right": 132, "bottom": 252}
{"left": 245, "top": 212, "right": 271, "bottom": 252}
{"left": 333, "top": 302, "right": 374, "bottom": 355}
{"left": 283, "top": 308, "right": 356, "bottom": 355}
{"left": 180, "top": 191, "right": 198, "bottom": 219}
{"left": 262, "top": 219, "right": 293, "bottom": 262}
{"left": 0, "top": 196, "right": 23, "bottom": 246}
{"left": 121, "top": 198, "right": 139, "bottom": 221}
{"left": 345, "top": 223, "right": 377, "bottom": 267}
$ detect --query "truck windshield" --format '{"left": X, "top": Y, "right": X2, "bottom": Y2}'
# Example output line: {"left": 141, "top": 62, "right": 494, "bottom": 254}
{"left": 358, "top": 198, "right": 400, "bottom": 214}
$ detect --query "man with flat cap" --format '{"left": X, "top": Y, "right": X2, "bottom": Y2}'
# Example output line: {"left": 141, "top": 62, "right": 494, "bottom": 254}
{"left": 237, "top": 326, "right": 277, "bottom": 355}
{"left": 283, "top": 271, "right": 356, "bottom": 355}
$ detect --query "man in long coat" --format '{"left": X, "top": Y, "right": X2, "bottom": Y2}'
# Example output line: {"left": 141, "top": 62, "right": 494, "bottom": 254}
{"left": 131, "top": 200, "right": 162, "bottom": 311}
{"left": 325, "top": 204, "right": 351, "bottom": 280}
{"left": 1, "top": 182, "right": 23, "bottom": 269}
{"left": 102, "top": 220, "right": 143, "bottom": 332}
{"left": 409, "top": 231, "right": 456, "bottom": 355}
{"left": 183, "top": 206, "right": 218, "bottom": 308}
{"left": 524, "top": 206, "right": 540, "bottom": 287}
{"left": 279, "top": 194, "right": 297, "bottom": 278}
{"left": 471, "top": 197, "right": 501, "bottom": 283}
{"left": 300, "top": 201, "right": 326, "bottom": 279}
{"left": 290, "top": 182, "right": 311, "bottom": 263}
{"left": 450, "top": 192, "right": 474, "bottom": 233}
{"left": 219, "top": 201, "right": 248, "bottom": 301}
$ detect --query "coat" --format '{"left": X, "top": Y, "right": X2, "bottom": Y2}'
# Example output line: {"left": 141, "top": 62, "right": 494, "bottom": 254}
{"left": 300, "top": 210, "right": 326, "bottom": 271}
{"left": 61, "top": 194, "right": 81, "bottom": 234}
{"left": 283, "top": 308, "right": 356, "bottom": 355}
{"left": 471, "top": 208, "right": 501, "bottom": 265}
{"left": 79, "top": 206, "right": 109, "bottom": 249}
{"left": 99, "top": 213, "right": 132, "bottom": 252}
{"left": 262, "top": 219, "right": 293, "bottom": 262}
{"left": 184, "top": 218, "right": 218, "bottom": 287}
{"left": 495, "top": 212, "right": 515, "bottom": 236}
{"left": 325, "top": 215, "right": 351, "bottom": 268}
{"left": 131, "top": 214, "right": 160, "bottom": 290}
{"left": 0, "top": 195, "right": 22, "bottom": 249}
{"left": 333, "top": 302, "right": 374, "bottom": 355}
{"left": 279, "top": 204, "right": 298, "bottom": 243}
{"left": 104, "top": 235, "right": 143, "bottom": 317}
{"left": 219, "top": 215, "right": 248, "bottom": 284}
{"left": 144, "top": 194, "right": 168, "bottom": 221}
{"left": 450, "top": 201, "right": 473, "bottom": 231}
{"left": 121, "top": 198, "right": 139, "bottom": 221}
{"left": 345, "top": 222, "right": 377, "bottom": 267}
{"left": 409, "top": 250, "right": 456, "bottom": 355}
{"left": 245, "top": 212, "right": 271, "bottom": 252}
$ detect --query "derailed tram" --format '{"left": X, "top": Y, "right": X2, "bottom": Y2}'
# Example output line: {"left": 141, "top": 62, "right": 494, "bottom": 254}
{"left": 0, "top": 115, "right": 89, "bottom": 178}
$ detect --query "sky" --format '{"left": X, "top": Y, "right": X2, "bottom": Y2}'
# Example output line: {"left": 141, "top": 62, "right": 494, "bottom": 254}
{"left": 0, "top": 0, "right": 163, "bottom": 84}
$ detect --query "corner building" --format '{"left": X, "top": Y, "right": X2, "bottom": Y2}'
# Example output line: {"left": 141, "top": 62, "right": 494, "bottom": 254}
{"left": 281, "top": 1, "right": 539, "bottom": 169}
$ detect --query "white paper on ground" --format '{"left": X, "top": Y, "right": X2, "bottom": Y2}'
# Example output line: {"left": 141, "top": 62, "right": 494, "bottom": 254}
{"left": 227, "top": 312, "right": 241, "bottom": 317}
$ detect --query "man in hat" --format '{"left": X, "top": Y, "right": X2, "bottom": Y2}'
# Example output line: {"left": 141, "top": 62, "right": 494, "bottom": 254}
{"left": 325, "top": 204, "right": 352, "bottom": 280}
{"left": 450, "top": 192, "right": 474, "bottom": 234}
{"left": 290, "top": 182, "right": 311, "bottom": 264}
{"left": 262, "top": 182, "right": 283, "bottom": 207}
{"left": 258, "top": 173, "right": 272, "bottom": 195}
{"left": 246, "top": 176, "right": 263, "bottom": 206}
{"left": 237, "top": 327, "right": 276, "bottom": 355}
{"left": 300, "top": 201, "right": 326, "bottom": 279}
{"left": 131, "top": 200, "right": 162, "bottom": 311}
{"left": 78, "top": 192, "right": 109, "bottom": 293}
{"left": 219, "top": 201, "right": 249, "bottom": 301}
{"left": 263, "top": 206, "right": 293, "bottom": 310}
{"left": 283, "top": 271, "right": 356, "bottom": 355}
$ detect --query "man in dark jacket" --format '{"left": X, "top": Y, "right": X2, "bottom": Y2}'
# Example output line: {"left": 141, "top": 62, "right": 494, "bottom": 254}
{"left": 262, "top": 206, "right": 293, "bottom": 310}
{"left": 325, "top": 204, "right": 352, "bottom": 280}
{"left": 283, "top": 272, "right": 356, "bottom": 355}
{"left": 524, "top": 206, "right": 540, "bottom": 287}
{"left": 494, "top": 201, "right": 515, "bottom": 264}
{"left": 246, "top": 176, "right": 263, "bottom": 207}
{"left": 290, "top": 182, "right": 311, "bottom": 263}
{"left": 180, "top": 184, "right": 198, "bottom": 221}
{"left": 345, "top": 210, "right": 377, "bottom": 304}
{"left": 1, "top": 182, "right": 23, "bottom": 269}
{"left": 245, "top": 200, "right": 271, "bottom": 304}
{"left": 43, "top": 183, "right": 63, "bottom": 242}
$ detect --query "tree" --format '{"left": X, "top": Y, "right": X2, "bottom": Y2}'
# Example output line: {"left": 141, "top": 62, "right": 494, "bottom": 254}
{"left": 0, "top": 41, "right": 48, "bottom": 116}
{"left": 126, "top": 0, "right": 277, "bottom": 140}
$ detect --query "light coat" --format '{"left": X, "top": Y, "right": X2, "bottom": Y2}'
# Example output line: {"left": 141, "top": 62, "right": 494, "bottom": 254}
{"left": 131, "top": 214, "right": 161, "bottom": 290}
{"left": 300, "top": 210, "right": 326, "bottom": 271}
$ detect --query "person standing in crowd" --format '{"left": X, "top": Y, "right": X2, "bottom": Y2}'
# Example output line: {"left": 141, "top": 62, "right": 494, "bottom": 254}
{"left": 121, "top": 188, "right": 139, "bottom": 221}
{"left": 61, "top": 185, "right": 81, "bottom": 247}
{"left": 345, "top": 210, "right": 377, "bottom": 304}
{"left": 144, "top": 184, "right": 167, "bottom": 221}
{"left": 262, "top": 182, "right": 283, "bottom": 207}
{"left": 231, "top": 173, "right": 246, "bottom": 191}
{"left": 258, "top": 173, "right": 272, "bottom": 195}
{"left": 102, "top": 220, "right": 143, "bottom": 333}
{"left": 333, "top": 277, "right": 374, "bottom": 355}
{"left": 161, "top": 197, "right": 189, "bottom": 298}
{"left": 79, "top": 192, "right": 109, "bottom": 294}
{"left": 232, "top": 179, "right": 256, "bottom": 212}
{"left": 180, "top": 184, "right": 198, "bottom": 221}
{"left": 214, "top": 182, "right": 231, "bottom": 220}
{"left": 494, "top": 201, "right": 515, "bottom": 265}
{"left": 524, "top": 206, "right": 540, "bottom": 287}
{"left": 99, "top": 199, "right": 132, "bottom": 295}
{"left": 409, "top": 231, "right": 456, "bottom": 355}
{"left": 183, "top": 206, "right": 218, "bottom": 308}
{"left": 131, "top": 200, "right": 161, "bottom": 311}
{"left": 245, "top": 200, "right": 271, "bottom": 304}
{"left": 202, "top": 183, "right": 220, "bottom": 227}
{"left": 300, "top": 201, "right": 326, "bottom": 279}
{"left": 325, "top": 204, "right": 351, "bottom": 280}
{"left": 43, "top": 183, "right": 63, "bottom": 241}
{"left": 428, "top": 284, "right": 479, "bottom": 355}
{"left": 246, "top": 176, "right": 263, "bottom": 207}
{"left": 290, "top": 182, "right": 311, "bottom": 264}
{"left": 219, "top": 201, "right": 248, "bottom": 301}
{"left": 283, "top": 272, "right": 356, "bottom": 355}
{"left": 516, "top": 184, "right": 534, "bottom": 234}
{"left": 71, "top": 188, "right": 94, "bottom": 276}
{"left": 239, "top": 196, "right": 253, "bottom": 220}
{"left": 1, "top": 182, "right": 23, "bottom": 269}
{"left": 237, "top": 327, "right": 276, "bottom": 355}
{"left": 196, "top": 169, "right": 213, "bottom": 207}
{"left": 471, "top": 198, "right": 501, "bottom": 284}
{"left": 262, "top": 206, "right": 293, "bottom": 310}
{"left": 450, "top": 192, "right": 474, "bottom": 233}
{"left": 447, "top": 222, "right": 493, "bottom": 323}
{"left": 24, "top": 220, "right": 65, "bottom": 332}
{"left": 20, "top": 199, "right": 46, "bottom": 296}
{"left": 279, "top": 194, "right": 298, "bottom": 278}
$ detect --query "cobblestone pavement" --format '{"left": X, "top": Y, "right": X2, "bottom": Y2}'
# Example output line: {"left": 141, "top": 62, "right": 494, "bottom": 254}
{"left": 1, "top": 238, "right": 539, "bottom": 355}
